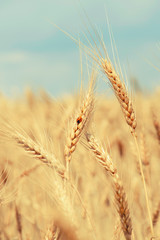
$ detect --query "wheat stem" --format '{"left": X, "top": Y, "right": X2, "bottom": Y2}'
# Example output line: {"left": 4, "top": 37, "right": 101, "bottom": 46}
{"left": 133, "top": 134, "right": 154, "bottom": 236}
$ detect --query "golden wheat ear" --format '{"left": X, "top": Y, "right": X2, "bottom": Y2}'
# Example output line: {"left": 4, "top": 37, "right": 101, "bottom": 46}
{"left": 0, "top": 121, "right": 65, "bottom": 178}
{"left": 64, "top": 71, "right": 96, "bottom": 176}
{"left": 101, "top": 58, "right": 137, "bottom": 133}
{"left": 85, "top": 132, "right": 132, "bottom": 240}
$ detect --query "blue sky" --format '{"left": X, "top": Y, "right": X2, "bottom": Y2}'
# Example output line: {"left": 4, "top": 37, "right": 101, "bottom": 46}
{"left": 0, "top": 0, "right": 160, "bottom": 97}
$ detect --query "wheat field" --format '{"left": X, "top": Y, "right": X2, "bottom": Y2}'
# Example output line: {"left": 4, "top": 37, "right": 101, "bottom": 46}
{"left": 0, "top": 24, "right": 160, "bottom": 240}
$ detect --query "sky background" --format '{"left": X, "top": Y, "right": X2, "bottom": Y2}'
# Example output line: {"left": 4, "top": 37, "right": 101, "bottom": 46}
{"left": 0, "top": 0, "right": 160, "bottom": 97}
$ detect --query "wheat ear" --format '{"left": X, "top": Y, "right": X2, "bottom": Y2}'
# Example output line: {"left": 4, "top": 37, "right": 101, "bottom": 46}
{"left": 86, "top": 133, "right": 132, "bottom": 240}
{"left": 13, "top": 132, "right": 65, "bottom": 177}
{"left": 101, "top": 59, "right": 136, "bottom": 132}
{"left": 64, "top": 72, "right": 95, "bottom": 174}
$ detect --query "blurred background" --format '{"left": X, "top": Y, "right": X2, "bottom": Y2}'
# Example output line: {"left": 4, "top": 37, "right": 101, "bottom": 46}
{"left": 0, "top": 0, "right": 160, "bottom": 97}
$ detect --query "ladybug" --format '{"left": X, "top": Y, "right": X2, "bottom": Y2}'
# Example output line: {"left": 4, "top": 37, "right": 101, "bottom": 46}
{"left": 77, "top": 116, "right": 82, "bottom": 125}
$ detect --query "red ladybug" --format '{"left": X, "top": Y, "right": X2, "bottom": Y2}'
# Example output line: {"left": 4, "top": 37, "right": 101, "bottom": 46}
{"left": 77, "top": 116, "right": 82, "bottom": 124}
